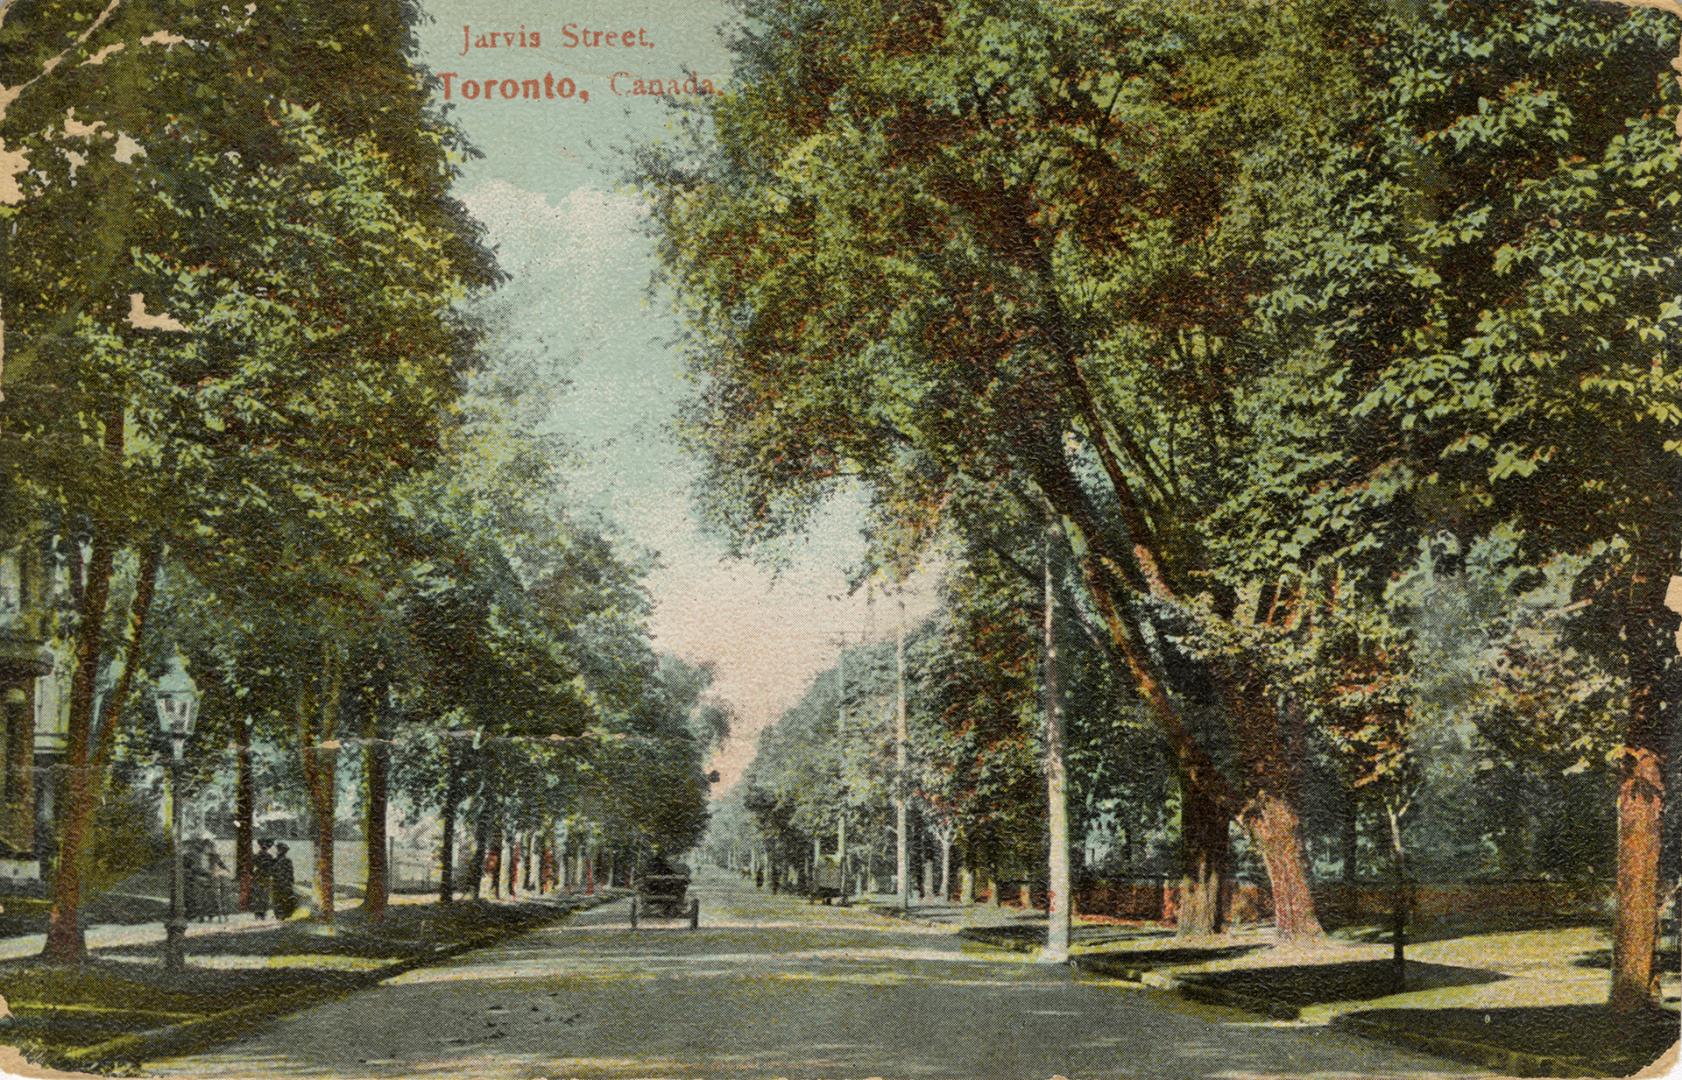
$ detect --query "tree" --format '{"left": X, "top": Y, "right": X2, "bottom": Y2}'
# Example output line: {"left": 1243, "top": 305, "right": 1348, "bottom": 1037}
{"left": 641, "top": 0, "right": 1338, "bottom": 935}
{"left": 1210, "top": 0, "right": 1680, "bottom": 1005}
{"left": 2, "top": 0, "right": 491, "bottom": 952}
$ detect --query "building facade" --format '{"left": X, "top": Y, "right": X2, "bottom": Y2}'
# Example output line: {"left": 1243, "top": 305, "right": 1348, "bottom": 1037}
{"left": 0, "top": 543, "right": 60, "bottom": 888}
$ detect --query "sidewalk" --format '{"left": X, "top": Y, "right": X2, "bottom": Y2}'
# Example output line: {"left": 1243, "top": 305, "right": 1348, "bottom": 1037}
{"left": 857, "top": 892, "right": 1187, "bottom": 953}
{"left": 0, "top": 885, "right": 413, "bottom": 961}
{"left": 0, "top": 911, "right": 274, "bottom": 962}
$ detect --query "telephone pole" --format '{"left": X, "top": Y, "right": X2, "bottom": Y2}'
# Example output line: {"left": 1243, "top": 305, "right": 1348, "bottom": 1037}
{"left": 836, "top": 649, "right": 849, "bottom": 902}
{"left": 895, "top": 596, "right": 910, "bottom": 911}
{"left": 1042, "top": 519, "right": 1071, "bottom": 963}
{"left": 816, "top": 624, "right": 866, "bottom": 901}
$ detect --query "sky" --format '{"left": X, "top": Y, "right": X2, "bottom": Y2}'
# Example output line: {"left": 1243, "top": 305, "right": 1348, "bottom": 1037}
{"left": 413, "top": 1, "right": 935, "bottom": 789}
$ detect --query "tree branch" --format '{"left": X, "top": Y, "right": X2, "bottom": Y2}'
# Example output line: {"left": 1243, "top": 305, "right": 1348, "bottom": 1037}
{"left": 89, "top": 536, "right": 162, "bottom": 782}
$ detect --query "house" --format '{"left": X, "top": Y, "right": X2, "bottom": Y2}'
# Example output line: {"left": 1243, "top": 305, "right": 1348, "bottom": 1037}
{"left": 0, "top": 543, "right": 61, "bottom": 889}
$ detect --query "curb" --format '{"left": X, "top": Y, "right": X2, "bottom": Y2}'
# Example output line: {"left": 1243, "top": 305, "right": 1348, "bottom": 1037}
{"left": 1070, "top": 954, "right": 1176, "bottom": 988}
{"left": 955, "top": 928, "right": 1039, "bottom": 954}
{"left": 50, "top": 892, "right": 624, "bottom": 1072}
{"left": 1073, "top": 954, "right": 1615, "bottom": 1077}
{"left": 1327, "top": 1013, "right": 1612, "bottom": 1078}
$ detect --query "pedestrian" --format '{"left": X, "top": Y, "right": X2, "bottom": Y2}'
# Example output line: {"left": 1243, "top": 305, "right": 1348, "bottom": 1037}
{"left": 205, "top": 843, "right": 232, "bottom": 922}
{"left": 270, "top": 842, "right": 298, "bottom": 920}
{"left": 251, "top": 838, "right": 275, "bottom": 918}
{"left": 185, "top": 839, "right": 211, "bottom": 921}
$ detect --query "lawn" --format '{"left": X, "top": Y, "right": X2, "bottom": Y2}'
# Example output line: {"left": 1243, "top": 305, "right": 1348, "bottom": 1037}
{"left": 1342, "top": 1003, "right": 1680, "bottom": 1077}
{"left": 1179, "top": 958, "right": 1507, "bottom": 1017}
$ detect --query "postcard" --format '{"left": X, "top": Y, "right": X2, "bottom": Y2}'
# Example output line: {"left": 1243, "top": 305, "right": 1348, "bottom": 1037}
{"left": 0, "top": 0, "right": 1678, "bottom": 1077}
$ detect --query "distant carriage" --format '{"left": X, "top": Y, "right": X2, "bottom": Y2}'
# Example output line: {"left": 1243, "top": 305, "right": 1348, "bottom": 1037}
{"left": 810, "top": 854, "right": 844, "bottom": 904}
{"left": 630, "top": 861, "right": 699, "bottom": 930}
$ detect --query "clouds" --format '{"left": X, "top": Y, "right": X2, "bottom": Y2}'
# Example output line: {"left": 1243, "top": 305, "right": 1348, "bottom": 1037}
{"left": 460, "top": 180, "right": 645, "bottom": 273}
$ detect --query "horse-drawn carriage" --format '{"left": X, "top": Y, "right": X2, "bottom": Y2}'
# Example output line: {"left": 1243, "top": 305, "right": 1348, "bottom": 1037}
{"left": 629, "top": 864, "right": 699, "bottom": 930}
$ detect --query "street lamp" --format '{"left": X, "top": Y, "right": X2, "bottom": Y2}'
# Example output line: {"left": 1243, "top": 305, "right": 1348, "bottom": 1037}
{"left": 154, "top": 654, "right": 199, "bottom": 970}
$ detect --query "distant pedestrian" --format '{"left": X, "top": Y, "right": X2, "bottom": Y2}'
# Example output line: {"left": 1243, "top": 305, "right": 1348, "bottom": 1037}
{"left": 205, "top": 844, "right": 232, "bottom": 922}
{"left": 252, "top": 838, "right": 276, "bottom": 918}
{"left": 185, "top": 839, "right": 212, "bottom": 921}
{"left": 271, "top": 842, "right": 298, "bottom": 920}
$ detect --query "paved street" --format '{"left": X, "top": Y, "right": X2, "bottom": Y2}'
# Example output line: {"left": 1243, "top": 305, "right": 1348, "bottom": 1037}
{"left": 151, "top": 870, "right": 1476, "bottom": 1079}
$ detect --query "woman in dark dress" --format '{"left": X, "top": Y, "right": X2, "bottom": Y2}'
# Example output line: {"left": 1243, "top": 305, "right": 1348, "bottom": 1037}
{"left": 184, "top": 839, "right": 211, "bottom": 921}
{"left": 251, "top": 838, "right": 275, "bottom": 918}
{"left": 205, "top": 845, "right": 232, "bottom": 921}
{"left": 270, "top": 843, "right": 298, "bottom": 919}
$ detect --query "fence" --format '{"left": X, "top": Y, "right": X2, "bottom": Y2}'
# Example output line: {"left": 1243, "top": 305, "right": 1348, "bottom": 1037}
{"left": 1001, "top": 876, "right": 1614, "bottom": 926}
{"left": 199, "top": 837, "right": 439, "bottom": 899}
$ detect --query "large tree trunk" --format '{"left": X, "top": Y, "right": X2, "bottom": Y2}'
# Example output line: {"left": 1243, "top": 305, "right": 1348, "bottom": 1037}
{"left": 1609, "top": 569, "right": 1679, "bottom": 1012}
{"left": 1338, "top": 784, "right": 1360, "bottom": 924}
{"left": 362, "top": 703, "right": 389, "bottom": 925}
{"left": 1245, "top": 790, "right": 1322, "bottom": 939}
{"left": 488, "top": 822, "right": 503, "bottom": 898}
{"left": 1177, "top": 768, "right": 1231, "bottom": 937}
{"left": 1341, "top": 788, "right": 1359, "bottom": 886}
{"left": 438, "top": 750, "right": 462, "bottom": 904}
{"left": 297, "top": 649, "right": 343, "bottom": 924}
{"left": 1612, "top": 739, "right": 1665, "bottom": 1011}
{"left": 1031, "top": 441, "right": 1326, "bottom": 942}
{"left": 235, "top": 719, "right": 255, "bottom": 912}
{"left": 311, "top": 796, "right": 335, "bottom": 923}
{"left": 505, "top": 830, "right": 518, "bottom": 898}
{"left": 42, "top": 524, "right": 114, "bottom": 963}
{"left": 468, "top": 807, "right": 488, "bottom": 901}
{"left": 46, "top": 525, "right": 159, "bottom": 962}
{"left": 939, "top": 839, "right": 953, "bottom": 902}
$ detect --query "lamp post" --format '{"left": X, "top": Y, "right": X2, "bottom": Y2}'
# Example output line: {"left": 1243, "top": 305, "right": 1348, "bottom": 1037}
{"left": 154, "top": 655, "right": 199, "bottom": 971}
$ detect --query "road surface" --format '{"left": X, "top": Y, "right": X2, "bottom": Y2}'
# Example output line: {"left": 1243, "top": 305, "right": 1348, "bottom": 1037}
{"left": 153, "top": 870, "right": 1474, "bottom": 1079}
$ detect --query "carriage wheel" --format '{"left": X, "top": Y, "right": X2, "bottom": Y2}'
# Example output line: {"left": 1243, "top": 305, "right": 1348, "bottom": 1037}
{"left": 688, "top": 897, "right": 700, "bottom": 931}
{"left": 629, "top": 897, "right": 639, "bottom": 930}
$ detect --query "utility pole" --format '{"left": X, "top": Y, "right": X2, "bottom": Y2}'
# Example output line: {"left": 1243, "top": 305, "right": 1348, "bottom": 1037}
{"left": 836, "top": 649, "right": 849, "bottom": 902}
{"left": 896, "top": 596, "right": 910, "bottom": 911}
{"left": 1042, "top": 520, "right": 1071, "bottom": 964}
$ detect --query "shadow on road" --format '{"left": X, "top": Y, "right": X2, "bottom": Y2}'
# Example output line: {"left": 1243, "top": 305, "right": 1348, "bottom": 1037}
{"left": 145, "top": 871, "right": 1475, "bottom": 1080}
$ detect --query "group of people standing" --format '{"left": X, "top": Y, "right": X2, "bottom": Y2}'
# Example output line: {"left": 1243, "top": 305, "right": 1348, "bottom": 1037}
{"left": 182, "top": 837, "right": 298, "bottom": 920}
{"left": 251, "top": 838, "right": 298, "bottom": 920}
{"left": 184, "top": 839, "right": 231, "bottom": 921}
